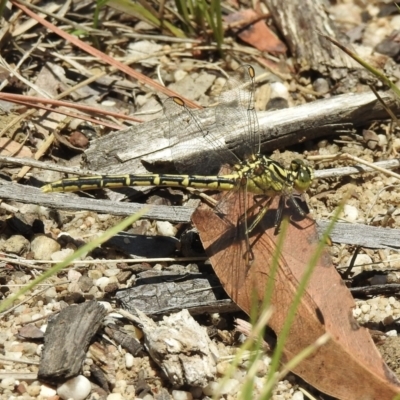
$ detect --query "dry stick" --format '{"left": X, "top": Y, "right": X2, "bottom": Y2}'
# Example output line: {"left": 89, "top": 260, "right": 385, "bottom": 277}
{"left": 0, "top": 155, "right": 99, "bottom": 176}
{"left": 0, "top": 94, "right": 140, "bottom": 125}
{"left": 0, "top": 253, "right": 207, "bottom": 268}
{"left": 3, "top": 97, "right": 124, "bottom": 130}
{"left": 310, "top": 154, "right": 400, "bottom": 181}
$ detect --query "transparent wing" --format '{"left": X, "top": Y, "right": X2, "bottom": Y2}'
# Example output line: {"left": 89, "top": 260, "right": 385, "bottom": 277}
{"left": 215, "top": 64, "right": 259, "bottom": 160}
{"left": 164, "top": 65, "right": 258, "bottom": 175}
{"left": 163, "top": 97, "right": 238, "bottom": 175}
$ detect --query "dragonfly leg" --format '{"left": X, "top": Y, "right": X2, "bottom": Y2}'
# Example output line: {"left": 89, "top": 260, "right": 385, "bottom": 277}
{"left": 246, "top": 197, "right": 273, "bottom": 234}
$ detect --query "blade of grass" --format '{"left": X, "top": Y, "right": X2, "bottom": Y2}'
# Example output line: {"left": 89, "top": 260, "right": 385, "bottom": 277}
{"left": 107, "top": 0, "right": 186, "bottom": 38}
{"left": 319, "top": 32, "right": 400, "bottom": 99}
{"left": 0, "top": 208, "right": 147, "bottom": 313}
{"left": 210, "top": 0, "right": 223, "bottom": 53}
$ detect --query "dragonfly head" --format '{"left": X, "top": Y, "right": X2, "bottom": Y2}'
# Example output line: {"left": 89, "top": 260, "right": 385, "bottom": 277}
{"left": 290, "top": 159, "right": 314, "bottom": 192}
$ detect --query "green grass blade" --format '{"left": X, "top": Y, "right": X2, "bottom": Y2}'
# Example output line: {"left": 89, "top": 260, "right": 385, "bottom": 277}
{"left": 108, "top": 0, "right": 186, "bottom": 37}
{"left": 320, "top": 33, "right": 400, "bottom": 99}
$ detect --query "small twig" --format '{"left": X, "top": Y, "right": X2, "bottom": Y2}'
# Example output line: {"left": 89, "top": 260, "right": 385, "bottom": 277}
{"left": 0, "top": 155, "right": 99, "bottom": 176}
{"left": 310, "top": 154, "right": 400, "bottom": 181}
{"left": 0, "top": 252, "right": 207, "bottom": 267}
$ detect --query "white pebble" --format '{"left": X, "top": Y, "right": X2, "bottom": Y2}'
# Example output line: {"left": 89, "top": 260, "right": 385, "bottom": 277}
{"left": 378, "top": 134, "right": 388, "bottom": 147}
{"left": 31, "top": 235, "right": 61, "bottom": 260}
{"left": 57, "top": 375, "right": 91, "bottom": 400}
{"left": 385, "top": 304, "right": 393, "bottom": 314}
{"left": 203, "top": 379, "right": 239, "bottom": 396}
{"left": 379, "top": 298, "right": 389, "bottom": 308}
{"left": 103, "top": 268, "right": 121, "bottom": 277}
{"left": 174, "top": 70, "right": 188, "bottom": 82}
{"left": 68, "top": 269, "right": 82, "bottom": 282}
{"left": 95, "top": 276, "right": 110, "bottom": 290}
{"left": 360, "top": 304, "right": 371, "bottom": 314}
{"left": 1, "top": 377, "right": 15, "bottom": 390}
{"left": 156, "top": 221, "right": 177, "bottom": 236}
{"left": 353, "top": 307, "right": 362, "bottom": 318}
{"left": 292, "top": 391, "right": 304, "bottom": 400}
{"left": 51, "top": 248, "right": 74, "bottom": 262}
{"left": 269, "top": 81, "right": 289, "bottom": 101}
{"left": 125, "top": 353, "right": 134, "bottom": 369}
{"left": 40, "top": 384, "right": 57, "bottom": 397}
{"left": 389, "top": 297, "right": 396, "bottom": 305}
{"left": 172, "top": 390, "right": 193, "bottom": 400}
{"left": 386, "top": 330, "right": 398, "bottom": 337}
{"left": 342, "top": 204, "right": 358, "bottom": 222}
{"left": 107, "top": 393, "right": 123, "bottom": 400}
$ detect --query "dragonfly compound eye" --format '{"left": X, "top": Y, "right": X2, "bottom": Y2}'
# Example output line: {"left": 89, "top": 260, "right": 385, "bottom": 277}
{"left": 291, "top": 159, "right": 313, "bottom": 192}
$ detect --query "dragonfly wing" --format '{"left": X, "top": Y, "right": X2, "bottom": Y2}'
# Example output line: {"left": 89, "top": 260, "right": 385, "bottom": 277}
{"left": 163, "top": 97, "right": 237, "bottom": 175}
{"left": 215, "top": 65, "right": 259, "bottom": 160}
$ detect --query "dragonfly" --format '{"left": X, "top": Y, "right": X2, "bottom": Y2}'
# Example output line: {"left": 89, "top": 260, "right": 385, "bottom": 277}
{"left": 41, "top": 65, "right": 314, "bottom": 257}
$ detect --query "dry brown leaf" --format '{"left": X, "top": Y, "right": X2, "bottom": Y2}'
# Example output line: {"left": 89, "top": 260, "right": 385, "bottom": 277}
{"left": 225, "top": 9, "right": 287, "bottom": 54}
{"left": 192, "top": 195, "right": 400, "bottom": 399}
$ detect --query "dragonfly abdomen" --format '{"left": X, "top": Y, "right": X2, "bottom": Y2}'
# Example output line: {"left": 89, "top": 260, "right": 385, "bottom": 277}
{"left": 41, "top": 173, "right": 240, "bottom": 193}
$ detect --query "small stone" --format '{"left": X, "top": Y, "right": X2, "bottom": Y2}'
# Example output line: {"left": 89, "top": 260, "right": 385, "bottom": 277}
{"left": 378, "top": 134, "right": 388, "bottom": 147}
{"left": 15, "top": 382, "right": 27, "bottom": 394}
{"left": 361, "top": 304, "right": 371, "bottom": 314}
{"left": 203, "top": 379, "right": 239, "bottom": 396}
{"left": 78, "top": 276, "right": 94, "bottom": 292}
{"left": 51, "top": 248, "right": 74, "bottom": 262}
{"left": 68, "top": 269, "right": 82, "bottom": 282}
{"left": 386, "top": 330, "right": 397, "bottom": 337}
{"left": 31, "top": 235, "right": 61, "bottom": 260}
{"left": 40, "top": 384, "right": 57, "bottom": 397}
{"left": 292, "top": 391, "right": 304, "bottom": 400}
{"left": 174, "top": 70, "right": 188, "bottom": 82}
{"left": 342, "top": 204, "right": 358, "bottom": 222}
{"left": 312, "top": 77, "right": 330, "bottom": 93}
{"left": 190, "top": 386, "right": 203, "bottom": 399}
{"left": 172, "top": 390, "right": 193, "bottom": 400}
{"left": 88, "top": 269, "right": 103, "bottom": 280}
{"left": 107, "top": 393, "right": 123, "bottom": 400}
{"left": 269, "top": 81, "right": 289, "bottom": 100}
{"left": 103, "top": 268, "right": 121, "bottom": 277}
{"left": 26, "top": 383, "right": 41, "bottom": 396}
{"left": 125, "top": 353, "right": 134, "bottom": 368}
{"left": 1, "top": 377, "right": 15, "bottom": 390}
{"left": 1, "top": 235, "right": 30, "bottom": 255}
{"left": 156, "top": 221, "right": 177, "bottom": 237}
{"left": 57, "top": 375, "right": 91, "bottom": 400}
{"left": 96, "top": 277, "right": 110, "bottom": 290}
{"left": 353, "top": 307, "right": 362, "bottom": 318}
